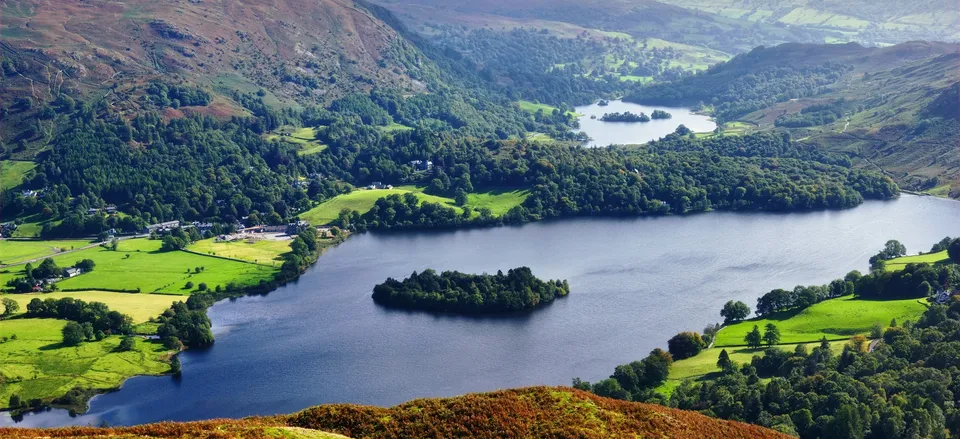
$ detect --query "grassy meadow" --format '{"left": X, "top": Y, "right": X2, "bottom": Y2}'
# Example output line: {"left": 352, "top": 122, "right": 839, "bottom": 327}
{"left": 517, "top": 100, "right": 580, "bottom": 117}
{"left": 300, "top": 186, "right": 530, "bottom": 225}
{"left": 0, "top": 318, "right": 171, "bottom": 410}
{"left": 6, "top": 291, "right": 181, "bottom": 323}
{"left": 0, "top": 238, "right": 278, "bottom": 294}
{"left": 1, "top": 160, "right": 35, "bottom": 190}
{"left": 658, "top": 340, "right": 849, "bottom": 396}
{"left": 188, "top": 238, "right": 292, "bottom": 265}
{"left": 266, "top": 126, "right": 328, "bottom": 156}
{"left": 883, "top": 250, "right": 950, "bottom": 272}
{"left": 713, "top": 296, "right": 928, "bottom": 347}
{"left": 0, "top": 239, "right": 93, "bottom": 265}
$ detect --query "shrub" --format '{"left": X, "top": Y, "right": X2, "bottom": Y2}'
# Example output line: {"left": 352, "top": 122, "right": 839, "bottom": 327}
{"left": 667, "top": 332, "right": 706, "bottom": 360}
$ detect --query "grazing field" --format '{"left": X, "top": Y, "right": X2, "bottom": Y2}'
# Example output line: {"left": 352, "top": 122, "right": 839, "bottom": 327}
{"left": 517, "top": 100, "right": 579, "bottom": 117}
{"left": 466, "top": 189, "right": 530, "bottom": 216}
{"left": 658, "top": 340, "right": 849, "bottom": 396}
{"left": 1, "top": 160, "right": 35, "bottom": 190}
{"left": 0, "top": 318, "right": 171, "bottom": 409}
{"left": 0, "top": 239, "right": 278, "bottom": 294}
{"left": 188, "top": 238, "right": 292, "bottom": 265}
{"left": 0, "top": 239, "right": 93, "bottom": 265}
{"left": 300, "top": 187, "right": 461, "bottom": 225}
{"left": 266, "top": 126, "right": 328, "bottom": 155}
{"left": 713, "top": 296, "right": 928, "bottom": 347}
{"left": 883, "top": 250, "right": 950, "bottom": 272}
{"left": 5, "top": 291, "right": 181, "bottom": 323}
{"left": 378, "top": 122, "right": 414, "bottom": 133}
{"left": 301, "top": 186, "right": 531, "bottom": 224}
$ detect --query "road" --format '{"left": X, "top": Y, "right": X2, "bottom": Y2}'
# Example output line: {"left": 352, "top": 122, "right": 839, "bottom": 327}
{"left": 0, "top": 234, "right": 147, "bottom": 268}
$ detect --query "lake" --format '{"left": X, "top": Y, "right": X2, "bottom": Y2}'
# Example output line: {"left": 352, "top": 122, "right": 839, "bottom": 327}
{"left": 573, "top": 100, "right": 717, "bottom": 147}
{"left": 4, "top": 195, "right": 958, "bottom": 427}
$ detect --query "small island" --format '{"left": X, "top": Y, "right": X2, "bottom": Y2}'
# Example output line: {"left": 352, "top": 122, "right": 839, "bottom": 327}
{"left": 651, "top": 109, "right": 672, "bottom": 119}
{"left": 600, "top": 111, "right": 650, "bottom": 123}
{"left": 597, "top": 99, "right": 610, "bottom": 106}
{"left": 372, "top": 267, "right": 570, "bottom": 314}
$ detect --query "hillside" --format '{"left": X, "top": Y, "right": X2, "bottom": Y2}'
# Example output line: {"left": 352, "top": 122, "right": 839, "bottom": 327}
{"left": 628, "top": 41, "right": 960, "bottom": 198}
{"left": 0, "top": 0, "right": 423, "bottom": 104}
{"left": 1, "top": 387, "right": 791, "bottom": 439}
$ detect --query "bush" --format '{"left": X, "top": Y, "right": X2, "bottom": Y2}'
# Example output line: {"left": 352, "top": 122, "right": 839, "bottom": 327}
{"left": 667, "top": 332, "right": 706, "bottom": 360}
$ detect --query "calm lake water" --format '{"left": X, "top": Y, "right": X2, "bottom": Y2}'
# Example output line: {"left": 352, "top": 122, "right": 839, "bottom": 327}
{"left": 574, "top": 100, "right": 717, "bottom": 147}
{"left": 4, "top": 195, "right": 959, "bottom": 427}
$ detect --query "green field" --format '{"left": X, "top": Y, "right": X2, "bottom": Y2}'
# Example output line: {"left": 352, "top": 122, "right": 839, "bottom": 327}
{"left": 0, "top": 318, "right": 171, "bottom": 409}
{"left": 466, "top": 189, "right": 530, "bottom": 216}
{"left": 517, "top": 100, "right": 580, "bottom": 117}
{"left": 300, "top": 186, "right": 459, "bottom": 225}
{"left": 378, "top": 122, "right": 414, "bottom": 133}
{"left": 714, "top": 296, "right": 928, "bottom": 347}
{"left": 188, "top": 238, "right": 292, "bottom": 265}
{"left": 0, "top": 238, "right": 278, "bottom": 294}
{"left": 5, "top": 291, "right": 181, "bottom": 323}
{"left": 1, "top": 160, "right": 35, "bottom": 190}
{"left": 5, "top": 213, "right": 61, "bottom": 238}
{"left": 300, "top": 186, "right": 530, "bottom": 225}
{"left": 884, "top": 250, "right": 950, "bottom": 272}
{"left": 658, "top": 340, "right": 849, "bottom": 395}
{"left": 266, "top": 126, "right": 328, "bottom": 156}
{"left": 0, "top": 239, "right": 93, "bottom": 265}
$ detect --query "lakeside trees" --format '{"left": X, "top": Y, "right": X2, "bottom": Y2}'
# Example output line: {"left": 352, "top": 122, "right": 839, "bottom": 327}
{"left": 720, "top": 301, "right": 751, "bottom": 323}
{"left": 667, "top": 332, "right": 707, "bottom": 360}
{"left": 371, "top": 267, "right": 570, "bottom": 314}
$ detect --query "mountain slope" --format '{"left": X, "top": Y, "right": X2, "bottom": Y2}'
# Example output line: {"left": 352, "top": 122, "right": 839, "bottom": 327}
{"left": 0, "top": 0, "right": 425, "bottom": 105}
{"left": 627, "top": 41, "right": 960, "bottom": 198}
{"left": 1, "top": 387, "right": 792, "bottom": 439}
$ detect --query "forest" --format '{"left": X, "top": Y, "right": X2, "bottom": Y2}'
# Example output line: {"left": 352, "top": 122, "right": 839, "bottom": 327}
{"left": 371, "top": 267, "right": 570, "bottom": 313}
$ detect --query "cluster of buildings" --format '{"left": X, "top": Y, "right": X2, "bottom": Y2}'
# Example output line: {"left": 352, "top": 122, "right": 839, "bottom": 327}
{"left": 367, "top": 182, "right": 393, "bottom": 190}
{"left": 0, "top": 222, "right": 18, "bottom": 238}
{"left": 409, "top": 160, "right": 434, "bottom": 172}
{"left": 86, "top": 205, "right": 118, "bottom": 215}
{"left": 28, "top": 267, "right": 85, "bottom": 292}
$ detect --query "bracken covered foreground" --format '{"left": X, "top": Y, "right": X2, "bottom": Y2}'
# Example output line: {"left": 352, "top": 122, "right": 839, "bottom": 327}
{"left": 2, "top": 387, "right": 789, "bottom": 439}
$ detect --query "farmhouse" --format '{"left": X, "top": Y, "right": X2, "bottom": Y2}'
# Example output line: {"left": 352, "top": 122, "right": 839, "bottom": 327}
{"left": 409, "top": 160, "right": 434, "bottom": 172}
{"left": 368, "top": 182, "right": 393, "bottom": 190}
{"left": 143, "top": 220, "right": 181, "bottom": 234}
{"left": 65, "top": 268, "right": 82, "bottom": 278}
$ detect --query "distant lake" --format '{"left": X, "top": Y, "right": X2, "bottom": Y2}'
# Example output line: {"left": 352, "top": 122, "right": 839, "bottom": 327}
{"left": 573, "top": 100, "right": 716, "bottom": 147}
{"left": 4, "top": 195, "right": 958, "bottom": 428}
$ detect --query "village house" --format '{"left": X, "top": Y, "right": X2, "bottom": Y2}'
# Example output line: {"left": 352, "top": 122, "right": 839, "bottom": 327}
{"left": 143, "top": 220, "right": 181, "bottom": 234}
{"left": 368, "top": 182, "right": 392, "bottom": 190}
{"left": 65, "top": 268, "right": 82, "bottom": 278}
{"left": 409, "top": 160, "right": 434, "bottom": 172}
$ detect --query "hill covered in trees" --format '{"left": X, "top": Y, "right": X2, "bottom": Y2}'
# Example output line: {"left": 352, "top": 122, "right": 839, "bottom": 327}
{"left": 1, "top": 387, "right": 791, "bottom": 439}
{"left": 625, "top": 42, "right": 960, "bottom": 198}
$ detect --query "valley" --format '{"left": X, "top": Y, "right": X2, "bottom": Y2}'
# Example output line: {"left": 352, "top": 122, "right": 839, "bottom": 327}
{"left": 0, "top": 0, "right": 958, "bottom": 436}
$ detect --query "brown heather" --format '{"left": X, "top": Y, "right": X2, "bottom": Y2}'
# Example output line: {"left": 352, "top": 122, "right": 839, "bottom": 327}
{"left": 3, "top": 387, "right": 790, "bottom": 439}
